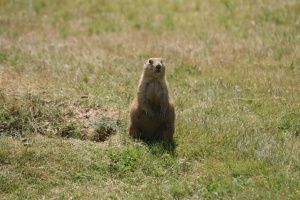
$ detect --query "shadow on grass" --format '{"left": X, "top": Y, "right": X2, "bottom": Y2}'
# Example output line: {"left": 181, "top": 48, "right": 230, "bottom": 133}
{"left": 141, "top": 139, "right": 177, "bottom": 156}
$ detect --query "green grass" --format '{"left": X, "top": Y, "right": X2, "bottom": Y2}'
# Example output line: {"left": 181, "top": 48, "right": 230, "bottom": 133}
{"left": 1, "top": 0, "right": 300, "bottom": 199}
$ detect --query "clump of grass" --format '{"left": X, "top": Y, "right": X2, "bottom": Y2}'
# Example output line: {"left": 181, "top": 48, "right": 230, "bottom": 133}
{"left": 108, "top": 148, "right": 137, "bottom": 174}
{"left": 0, "top": 91, "right": 80, "bottom": 139}
{"left": 89, "top": 116, "right": 120, "bottom": 142}
{"left": 278, "top": 113, "right": 300, "bottom": 136}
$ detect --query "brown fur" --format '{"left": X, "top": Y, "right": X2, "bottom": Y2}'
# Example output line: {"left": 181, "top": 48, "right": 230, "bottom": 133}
{"left": 129, "top": 58, "right": 175, "bottom": 141}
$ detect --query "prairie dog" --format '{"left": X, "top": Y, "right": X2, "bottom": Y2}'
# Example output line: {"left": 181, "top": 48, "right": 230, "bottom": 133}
{"left": 129, "top": 58, "right": 175, "bottom": 141}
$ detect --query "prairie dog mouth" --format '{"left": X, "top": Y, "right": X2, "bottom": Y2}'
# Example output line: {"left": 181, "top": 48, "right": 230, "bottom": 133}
{"left": 155, "top": 65, "right": 162, "bottom": 73}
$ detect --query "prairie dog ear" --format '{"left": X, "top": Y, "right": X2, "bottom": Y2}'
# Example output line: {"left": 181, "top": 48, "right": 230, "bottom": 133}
{"left": 144, "top": 59, "right": 153, "bottom": 65}
{"left": 148, "top": 59, "right": 154, "bottom": 65}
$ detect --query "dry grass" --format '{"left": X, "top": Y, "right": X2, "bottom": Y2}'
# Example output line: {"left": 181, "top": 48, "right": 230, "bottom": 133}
{"left": 1, "top": 0, "right": 300, "bottom": 199}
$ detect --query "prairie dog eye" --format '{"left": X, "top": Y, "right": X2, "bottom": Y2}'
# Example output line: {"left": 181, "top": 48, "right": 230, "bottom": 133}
{"left": 149, "top": 59, "right": 154, "bottom": 65}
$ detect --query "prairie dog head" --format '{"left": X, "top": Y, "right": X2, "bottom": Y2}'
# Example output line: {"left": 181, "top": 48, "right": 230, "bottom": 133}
{"left": 143, "top": 58, "right": 165, "bottom": 78}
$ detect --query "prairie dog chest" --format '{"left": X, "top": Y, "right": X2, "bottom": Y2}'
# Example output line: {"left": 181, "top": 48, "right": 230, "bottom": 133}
{"left": 146, "top": 81, "right": 163, "bottom": 100}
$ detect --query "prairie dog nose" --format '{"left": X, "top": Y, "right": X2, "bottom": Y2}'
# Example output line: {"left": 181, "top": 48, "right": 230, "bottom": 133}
{"left": 156, "top": 65, "right": 162, "bottom": 69}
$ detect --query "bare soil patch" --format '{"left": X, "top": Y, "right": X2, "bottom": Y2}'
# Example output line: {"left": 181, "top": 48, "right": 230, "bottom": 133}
{"left": 70, "top": 106, "right": 119, "bottom": 142}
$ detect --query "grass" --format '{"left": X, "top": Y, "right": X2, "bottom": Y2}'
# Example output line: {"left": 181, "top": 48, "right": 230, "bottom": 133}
{"left": 1, "top": 0, "right": 300, "bottom": 199}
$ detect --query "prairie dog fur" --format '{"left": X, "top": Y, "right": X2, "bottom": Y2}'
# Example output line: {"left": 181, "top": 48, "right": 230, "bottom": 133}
{"left": 129, "top": 58, "right": 175, "bottom": 141}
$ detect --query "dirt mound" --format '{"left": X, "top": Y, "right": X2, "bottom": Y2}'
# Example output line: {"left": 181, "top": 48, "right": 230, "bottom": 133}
{"left": 71, "top": 106, "right": 120, "bottom": 142}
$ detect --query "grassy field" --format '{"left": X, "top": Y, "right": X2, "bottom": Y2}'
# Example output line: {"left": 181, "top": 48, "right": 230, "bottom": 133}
{"left": 1, "top": 0, "right": 300, "bottom": 199}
